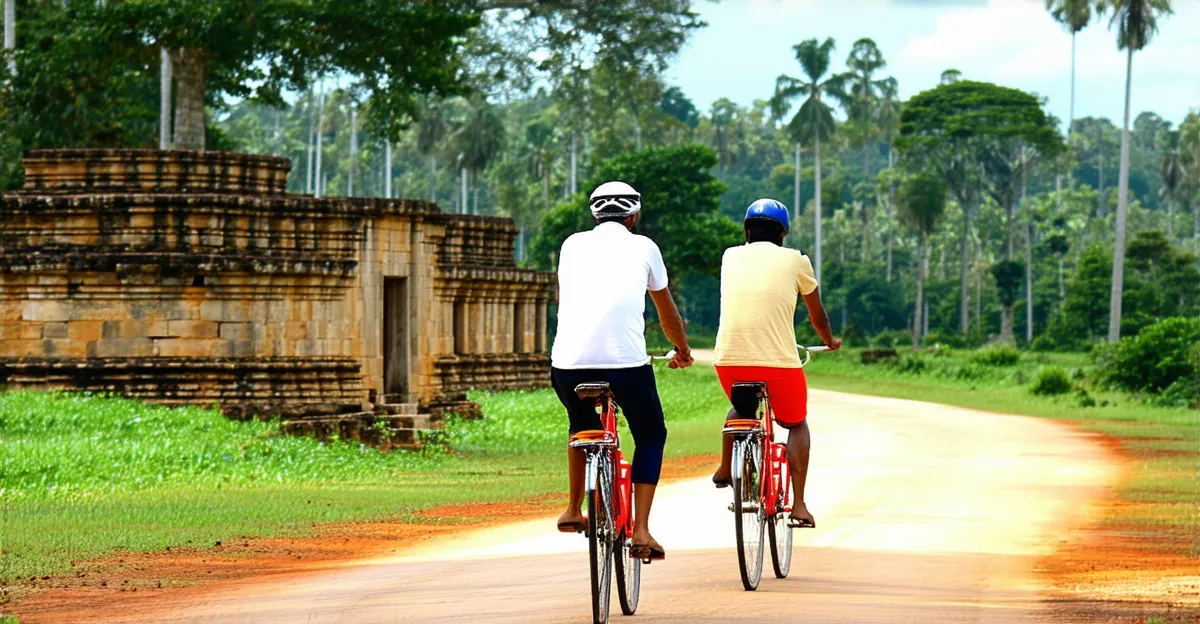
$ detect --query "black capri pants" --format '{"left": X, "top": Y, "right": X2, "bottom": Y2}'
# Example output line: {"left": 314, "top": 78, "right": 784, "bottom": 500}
{"left": 550, "top": 365, "right": 667, "bottom": 486}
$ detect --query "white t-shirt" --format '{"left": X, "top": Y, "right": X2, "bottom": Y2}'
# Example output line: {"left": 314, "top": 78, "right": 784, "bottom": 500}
{"left": 551, "top": 222, "right": 669, "bottom": 369}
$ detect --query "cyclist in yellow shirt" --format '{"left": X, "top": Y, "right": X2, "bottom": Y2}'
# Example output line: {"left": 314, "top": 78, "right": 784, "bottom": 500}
{"left": 711, "top": 198, "right": 840, "bottom": 529}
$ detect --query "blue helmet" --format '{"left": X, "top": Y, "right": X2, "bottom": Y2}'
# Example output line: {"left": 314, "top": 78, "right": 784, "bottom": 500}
{"left": 744, "top": 198, "right": 790, "bottom": 233}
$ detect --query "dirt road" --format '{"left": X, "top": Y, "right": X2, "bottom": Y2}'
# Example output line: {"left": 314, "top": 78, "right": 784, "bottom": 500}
{"left": 53, "top": 385, "right": 1118, "bottom": 624}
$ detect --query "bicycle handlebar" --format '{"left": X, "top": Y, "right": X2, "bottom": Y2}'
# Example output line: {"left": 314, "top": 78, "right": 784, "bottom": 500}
{"left": 796, "top": 344, "right": 831, "bottom": 368}
{"left": 650, "top": 348, "right": 678, "bottom": 361}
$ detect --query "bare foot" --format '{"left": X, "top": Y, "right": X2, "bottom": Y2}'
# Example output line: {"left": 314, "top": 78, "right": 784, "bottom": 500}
{"left": 557, "top": 508, "right": 586, "bottom": 533}
{"left": 712, "top": 466, "right": 732, "bottom": 488}
{"left": 631, "top": 530, "right": 665, "bottom": 560}
{"left": 789, "top": 503, "right": 816, "bottom": 528}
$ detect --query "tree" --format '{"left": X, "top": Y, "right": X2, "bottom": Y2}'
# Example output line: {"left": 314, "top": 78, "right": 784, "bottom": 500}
{"left": 660, "top": 86, "right": 699, "bottom": 130}
{"left": 991, "top": 260, "right": 1025, "bottom": 343}
{"left": 98, "top": 1, "right": 478, "bottom": 150}
{"left": 1046, "top": 232, "right": 1071, "bottom": 306}
{"left": 844, "top": 38, "right": 890, "bottom": 262}
{"left": 898, "top": 81, "right": 1055, "bottom": 336}
{"left": 3, "top": 0, "right": 13, "bottom": 77}
{"left": 770, "top": 37, "right": 850, "bottom": 284}
{"left": 1160, "top": 133, "right": 1184, "bottom": 240}
{"left": 529, "top": 144, "right": 740, "bottom": 286}
{"left": 898, "top": 171, "right": 948, "bottom": 350}
{"left": 1046, "top": 0, "right": 1094, "bottom": 146}
{"left": 1180, "top": 113, "right": 1200, "bottom": 245}
{"left": 415, "top": 97, "right": 448, "bottom": 204}
{"left": 448, "top": 97, "right": 505, "bottom": 214}
{"left": 1102, "top": 0, "right": 1174, "bottom": 342}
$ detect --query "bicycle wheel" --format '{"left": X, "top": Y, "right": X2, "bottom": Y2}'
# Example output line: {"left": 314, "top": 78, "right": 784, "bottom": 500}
{"left": 768, "top": 511, "right": 793, "bottom": 578}
{"left": 614, "top": 529, "right": 640, "bottom": 615}
{"left": 731, "top": 437, "right": 765, "bottom": 591}
{"left": 587, "top": 454, "right": 615, "bottom": 624}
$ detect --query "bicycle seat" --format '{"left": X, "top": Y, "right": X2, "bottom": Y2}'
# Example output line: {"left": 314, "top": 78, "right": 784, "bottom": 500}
{"left": 574, "top": 383, "right": 613, "bottom": 401}
{"left": 570, "top": 429, "right": 617, "bottom": 448}
{"left": 722, "top": 419, "right": 763, "bottom": 435}
{"left": 730, "top": 382, "right": 767, "bottom": 398}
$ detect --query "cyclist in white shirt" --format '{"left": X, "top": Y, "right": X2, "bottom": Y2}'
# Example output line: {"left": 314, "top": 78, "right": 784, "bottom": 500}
{"left": 552, "top": 181, "right": 693, "bottom": 561}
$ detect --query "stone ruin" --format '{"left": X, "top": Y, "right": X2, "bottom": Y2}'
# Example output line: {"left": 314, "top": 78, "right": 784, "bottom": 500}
{"left": 0, "top": 149, "right": 555, "bottom": 448}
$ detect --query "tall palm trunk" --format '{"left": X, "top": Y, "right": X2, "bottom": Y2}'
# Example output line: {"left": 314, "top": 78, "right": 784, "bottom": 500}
{"left": 305, "top": 97, "right": 315, "bottom": 194}
{"left": 886, "top": 148, "right": 895, "bottom": 282}
{"left": 570, "top": 132, "right": 578, "bottom": 195}
{"left": 1097, "top": 126, "right": 1106, "bottom": 215}
{"left": 171, "top": 48, "right": 207, "bottom": 150}
{"left": 459, "top": 166, "right": 468, "bottom": 215}
{"left": 348, "top": 106, "right": 357, "bottom": 197}
{"left": 159, "top": 48, "right": 172, "bottom": 149}
{"left": 384, "top": 142, "right": 392, "bottom": 199}
{"left": 1166, "top": 197, "right": 1174, "bottom": 240}
{"left": 1025, "top": 222, "right": 1034, "bottom": 343}
{"left": 1108, "top": 49, "right": 1134, "bottom": 343}
{"left": 912, "top": 233, "right": 926, "bottom": 352}
{"left": 1057, "top": 254, "right": 1066, "bottom": 307}
{"left": 814, "top": 132, "right": 823, "bottom": 283}
{"left": 959, "top": 202, "right": 971, "bottom": 334}
{"left": 428, "top": 156, "right": 437, "bottom": 203}
{"left": 314, "top": 89, "right": 325, "bottom": 198}
{"left": 793, "top": 142, "right": 801, "bottom": 230}
{"left": 3, "top": 0, "right": 14, "bottom": 77}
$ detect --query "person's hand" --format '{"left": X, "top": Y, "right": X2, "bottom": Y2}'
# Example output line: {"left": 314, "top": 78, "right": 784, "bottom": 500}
{"left": 670, "top": 346, "right": 694, "bottom": 369}
{"left": 826, "top": 337, "right": 842, "bottom": 351}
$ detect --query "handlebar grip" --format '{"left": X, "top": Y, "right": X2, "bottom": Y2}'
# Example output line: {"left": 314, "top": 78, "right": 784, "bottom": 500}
{"left": 650, "top": 348, "right": 677, "bottom": 361}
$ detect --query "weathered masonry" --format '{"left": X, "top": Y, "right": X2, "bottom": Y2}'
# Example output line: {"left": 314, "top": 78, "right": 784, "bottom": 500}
{"left": 0, "top": 149, "right": 554, "bottom": 446}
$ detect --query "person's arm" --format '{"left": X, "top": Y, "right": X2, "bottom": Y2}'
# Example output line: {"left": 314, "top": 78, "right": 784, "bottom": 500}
{"left": 649, "top": 287, "right": 694, "bottom": 368}
{"left": 801, "top": 287, "right": 842, "bottom": 351}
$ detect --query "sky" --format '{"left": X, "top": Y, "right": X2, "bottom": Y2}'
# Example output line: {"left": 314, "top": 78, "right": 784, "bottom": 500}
{"left": 667, "top": 0, "right": 1200, "bottom": 130}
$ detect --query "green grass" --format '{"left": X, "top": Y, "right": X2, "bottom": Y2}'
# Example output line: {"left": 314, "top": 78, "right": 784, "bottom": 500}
{"left": 802, "top": 347, "right": 1199, "bottom": 534}
{"left": 0, "top": 362, "right": 732, "bottom": 583}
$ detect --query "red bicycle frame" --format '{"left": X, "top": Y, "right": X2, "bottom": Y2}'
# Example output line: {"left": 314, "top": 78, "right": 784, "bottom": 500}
{"left": 600, "top": 395, "right": 635, "bottom": 538}
{"left": 759, "top": 399, "right": 791, "bottom": 516}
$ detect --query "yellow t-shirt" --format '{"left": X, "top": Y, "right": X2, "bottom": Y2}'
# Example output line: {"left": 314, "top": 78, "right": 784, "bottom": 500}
{"left": 713, "top": 242, "right": 819, "bottom": 368}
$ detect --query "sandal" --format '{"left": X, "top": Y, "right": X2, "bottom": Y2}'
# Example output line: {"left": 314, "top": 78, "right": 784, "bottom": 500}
{"left": 787, "top": 514, "right": 816, "bottom": 529}
{"left": 557, "top": 517, "right": 588, "bottom": 534}
{"left": 629, "top": 540, "right": 666, "bottom": 562}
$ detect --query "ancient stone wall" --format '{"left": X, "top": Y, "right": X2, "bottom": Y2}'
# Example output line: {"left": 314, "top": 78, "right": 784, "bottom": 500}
{"left": 0, "top": 149, "right": 553, "bottom": 430}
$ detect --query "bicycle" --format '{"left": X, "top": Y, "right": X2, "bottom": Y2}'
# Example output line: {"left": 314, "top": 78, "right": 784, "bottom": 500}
{"left": 568, "top": 349, "right": 677, "bottom": 624}
{"left": 722, "top": 344, "right": 829, "bottom": 591}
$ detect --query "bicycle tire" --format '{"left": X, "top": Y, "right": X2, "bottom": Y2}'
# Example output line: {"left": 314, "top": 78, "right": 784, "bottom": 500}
{"left": 732, "top": 437, "right": 765, "bottom": 591}
{"left": 588, "top": 454, "right": 615, "bottom": 624}
{"left": 614, "top": 529, "right": 640, "bottom": 615}
{"left": 768, "top": 511, "right": 793, "bottom": 578}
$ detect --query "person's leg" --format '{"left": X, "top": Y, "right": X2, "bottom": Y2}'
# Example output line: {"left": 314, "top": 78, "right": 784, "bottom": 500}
{"left": 785, "top": 420, "right": 815, "bottom": 527}
{"left": 769, "top": 368, "right": 814, "bottom": 527}
{"left": 712, "top": 406, "right": 737, "bottom": 484}
{"left": 610, "top": 365, "right": 666, "bottom": 556}
{"left": 551, "top": 368, "right": 602, "bottom": 530}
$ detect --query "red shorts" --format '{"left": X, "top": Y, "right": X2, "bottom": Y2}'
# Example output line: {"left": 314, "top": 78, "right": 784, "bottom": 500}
{"left": 714, "top": 365, "right": 808, "bottom": 426}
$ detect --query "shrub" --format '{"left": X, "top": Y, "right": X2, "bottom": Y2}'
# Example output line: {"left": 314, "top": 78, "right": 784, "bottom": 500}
{"left": 950, "top": 364, "right": 987, "bottom": 381}
{"left": 871, "top": 328, "right": 911, "bottom": 348}
{"left": 1030, "top": 366, "right": 1072, "bottom": 396}
{"left": 1093, "top": 316, "right": 1200, "bottom": 394}
{"left": 923, "top": 329, "right": 968, "bottom": 348}
{"left": 889, "top": 355, "right": 929, "bottom": 375}
{"left": 927, "top": 343, "right": 954, "bottom": 358}
{"left": 973, "top": 345, "right": 1021, "bottom": 367}
{"left": 1150, "top": 376, "right": 1200, "bottom": 409}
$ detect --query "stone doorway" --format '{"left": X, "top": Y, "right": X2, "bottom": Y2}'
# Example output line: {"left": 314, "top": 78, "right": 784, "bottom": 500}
{"left": 383, "top": 277, "right": 410, "bottom": 401}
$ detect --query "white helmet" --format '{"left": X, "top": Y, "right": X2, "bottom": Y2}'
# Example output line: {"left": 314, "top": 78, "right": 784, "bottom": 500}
{"left": 589, "top": 181, "right": 642, "bottom": 218}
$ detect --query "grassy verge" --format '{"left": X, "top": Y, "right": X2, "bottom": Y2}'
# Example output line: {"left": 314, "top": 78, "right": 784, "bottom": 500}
{"left": 802, "top": 347, "right": 1199, "bottom": 542}
{"left": 0, "top": 363, "right": 730, "bottom": 583}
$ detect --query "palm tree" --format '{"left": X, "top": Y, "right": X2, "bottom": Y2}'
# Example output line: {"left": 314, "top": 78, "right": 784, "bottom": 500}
{"left": 1159, "top": 136, "right": 1184, "bottom": 240}
{"left": 877, "top": 78, "right": 901, "bottom": 281}
{"left": 710, "top": 98, "right": 738, "bottom": 170}
{"left": 770, "top": 37, "right": 850, "bottom": 283}
{"left": 449, "top": 98, "right": 505, "bottom": 214}
{"left": 3, "top": 0, "right": 14, "bottom": 77}
{"left": 1180, "top": 113, "right": 1200, "bottom": 245}
{"left": 1104, "top": 0, "right": 1174, "bottom": 343}
{"left": 845, "top": 38, "right": 889, "bottom": 263}
{"left": 159, "top": 48, "right": 172, "bottom": 149}
{"left": 898, "top": 171, "right": 948, "bottom": 351}
{"left": 415, "top": 96, "right": 447, "bottom": 204}
{"left": 1046, "top": 0, "right": 1094, "bottom": 152}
